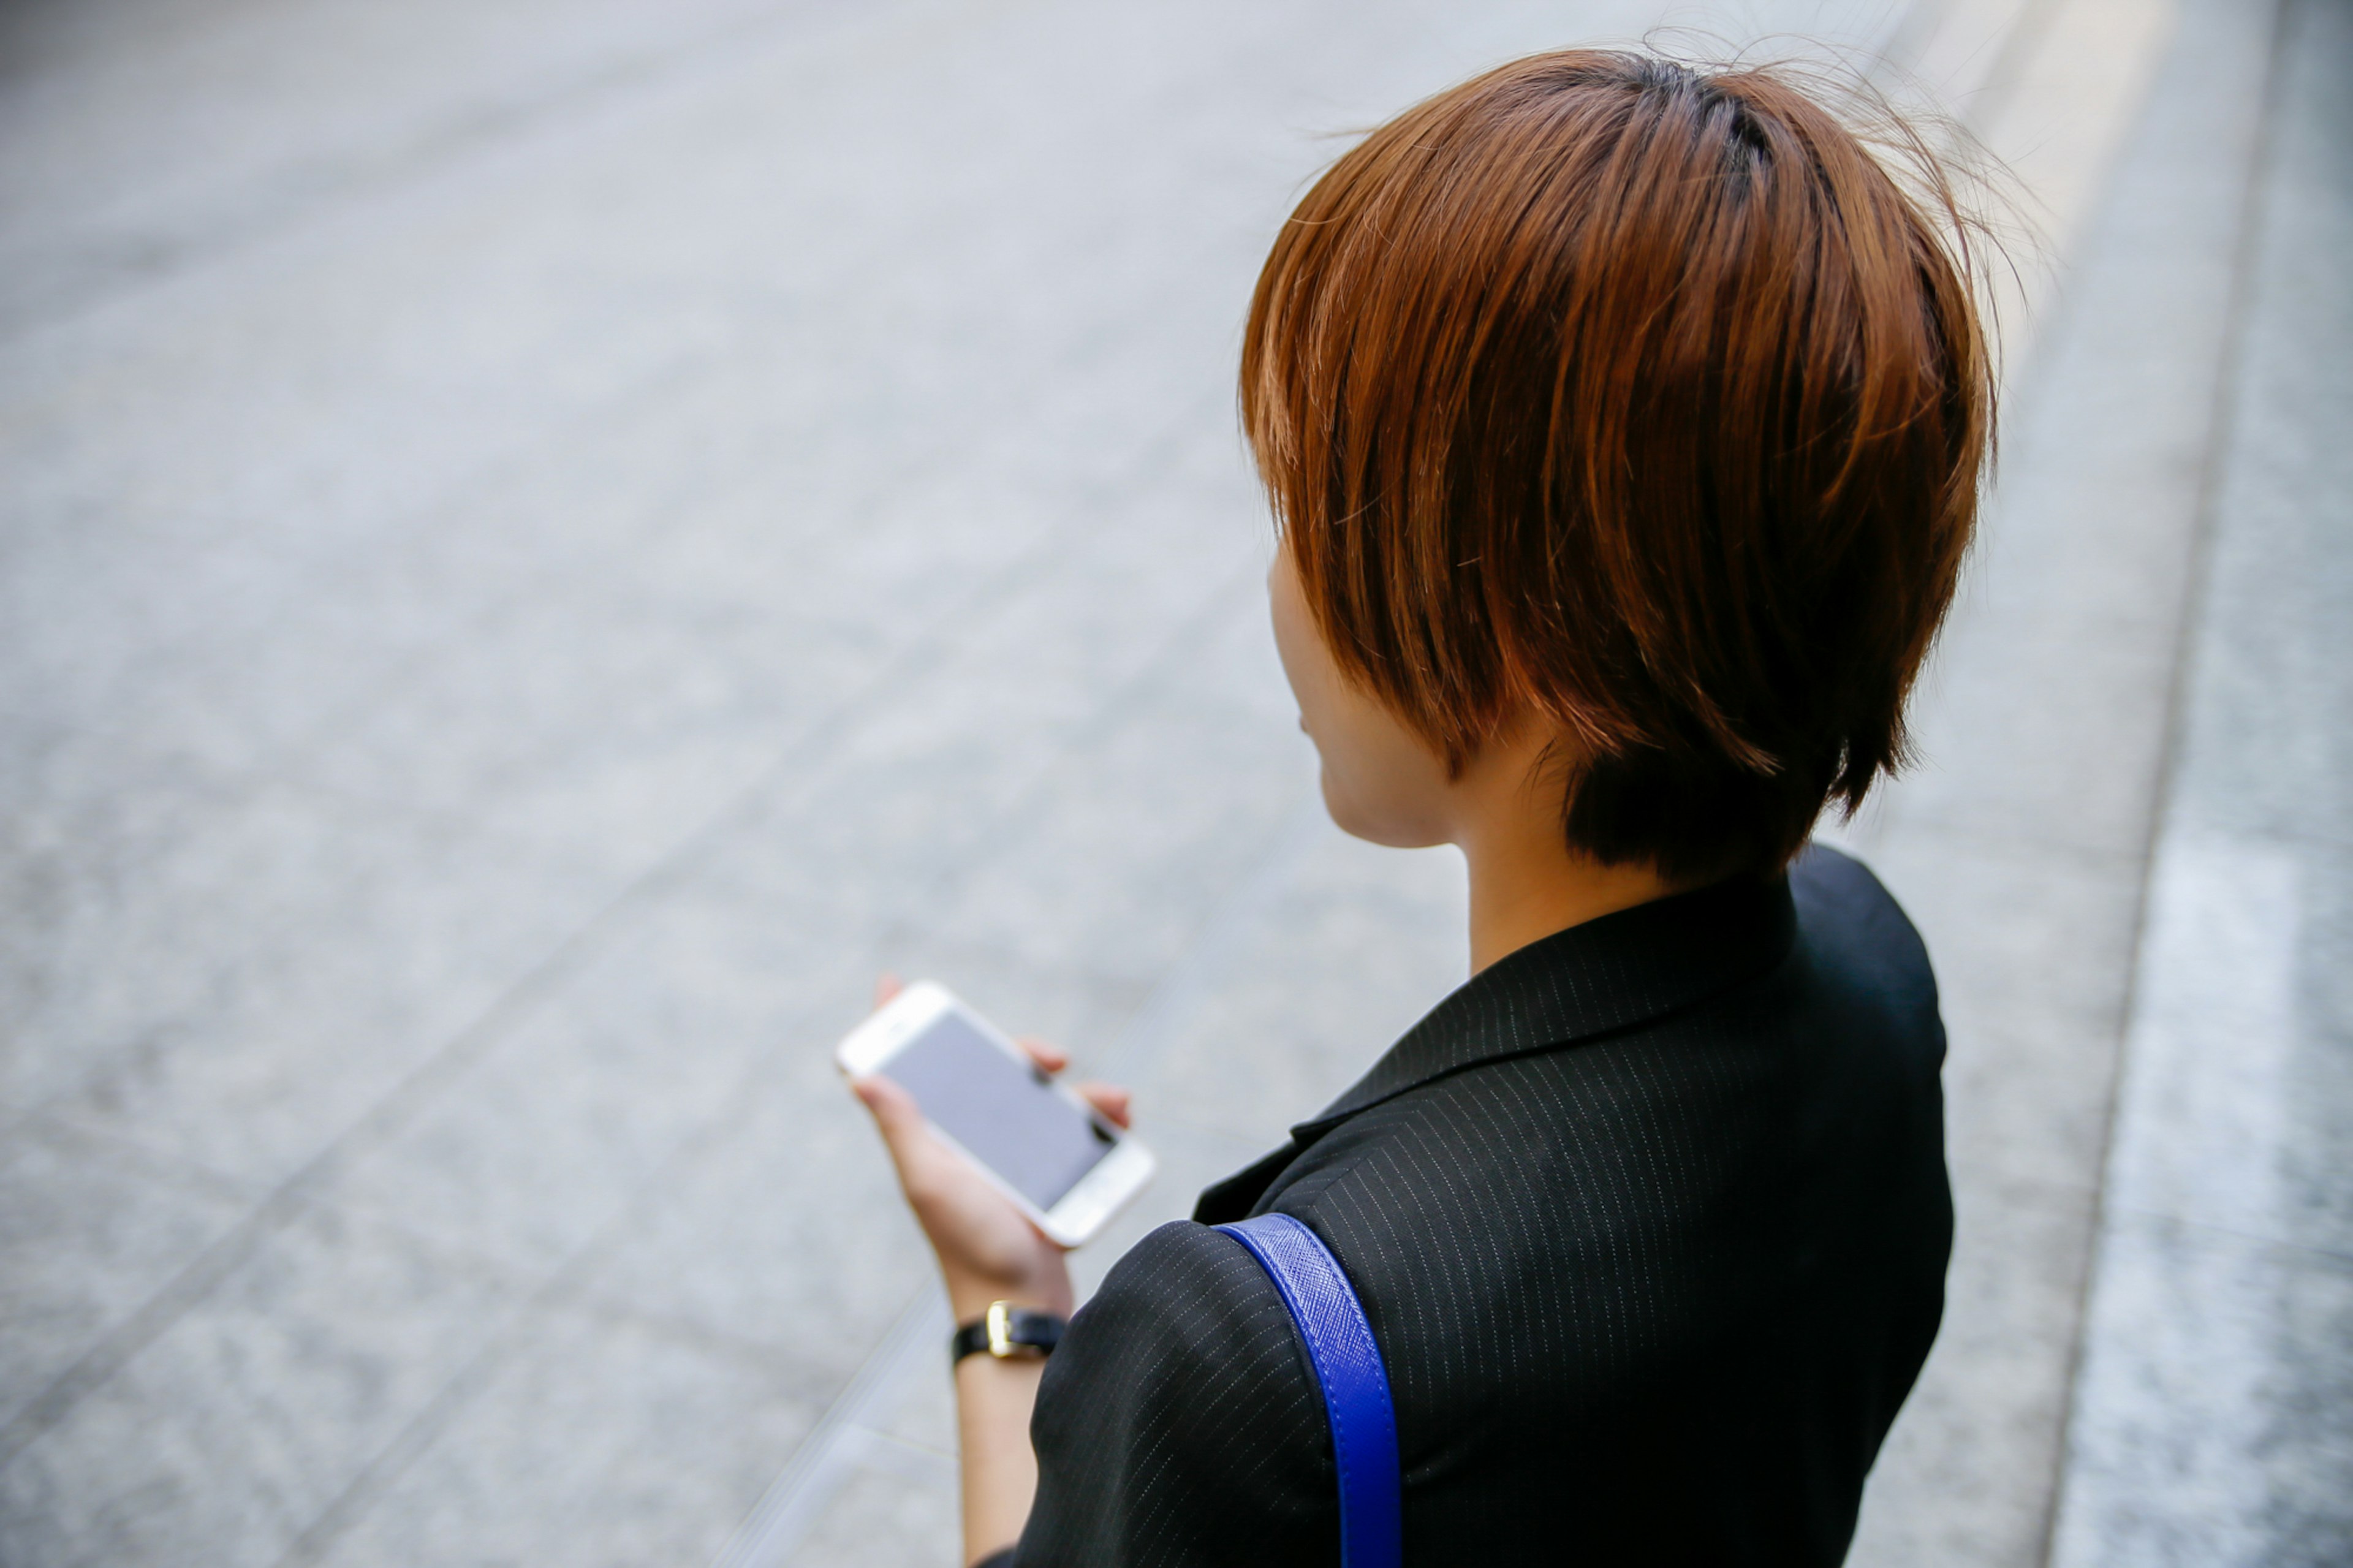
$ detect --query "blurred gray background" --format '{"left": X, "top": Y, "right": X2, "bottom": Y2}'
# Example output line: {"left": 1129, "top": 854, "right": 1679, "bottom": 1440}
{"left": 1, "top": 0, "right": 2345, "bottom": 1564}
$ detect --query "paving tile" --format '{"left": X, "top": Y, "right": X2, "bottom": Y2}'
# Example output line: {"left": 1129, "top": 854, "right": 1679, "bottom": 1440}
{"left": 0, "top": 0, "right": 858, "bottom": 335}
{"left": 0, "top": 1119, "right": 246, "bottom": 1430}
{"left": 1851, "top": 1175, "right": 2100, "bottom": 1568}
{"left": 866, "top": 1338, "right": 962, "bottom": 1463}
{"left": 1889, "top": 610, "right": 2181, "bottom": 862}
{"left": 788, "top": 1461, "right": 961, "bottom": 1568}
{"left": 43, "top": 790, "right": 617, "bottom": 1193}
{"left": 708, "top": 542, "right": 1267, "bottom": 944}
{"left": 578, "top": 1047, "right": 943, "bottom": 1401}
{"left": 0, "top": 764, "right": 252, "bottom": 1109}
{"left": 2051, "top": 1213, "right": 2353, "bottom": 1568}
{"left": 921, "top": 681, "right": 1314, "bottom": 990}
{"left": 2105, "top": 832, "right": 2353, "bottom": 1257}
{"left": 2174, "top": 370, "right": 2353, "bottom": 854}
{"left": 1137, "top": 827, "right": 1469, "bottom": 1150}
{"left": 0, "top": 1204, "right": 528, "bottom": 1568}
{"left": 300, "top": 575, "right": 882, "bottom": 877}
{"left": 0, "top": 213, "right": 708, "bottom": 634}
{"left": 324, "top": 877, "right": 880, "bottom": 1277}
{"left": 0, "top": 333, "right": 835, "bottom": 837}
{"left": 2278, "top": 841, "right": 2353, "bottom": 1238}
{"left": 1856, "top": 829, "right": 2143, "bottom": 1193}
{"left": 0, "top": 562, "right": 315, "bottom": 806}
{"left": 112, "top": 358, "right": 876, "bottom": 793}
{"left": 261, "top": 335, "right": 1246, "bottom": 890}
{"left": 306, "top": 1301, "right": 819, "bottom": 1568}
{"left": 2165, "top": 10, "right": 2353, "bottom": 855}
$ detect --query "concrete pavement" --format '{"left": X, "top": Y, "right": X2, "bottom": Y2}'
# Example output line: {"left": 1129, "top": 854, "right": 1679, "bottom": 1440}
{"left": 2050, "top": 0, "right": 2353, "bottom": 1557}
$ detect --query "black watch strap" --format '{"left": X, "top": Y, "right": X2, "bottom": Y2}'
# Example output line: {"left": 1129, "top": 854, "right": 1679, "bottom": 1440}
{"left": 951, "top": 1301, "right": 1066, "bottom": 1366}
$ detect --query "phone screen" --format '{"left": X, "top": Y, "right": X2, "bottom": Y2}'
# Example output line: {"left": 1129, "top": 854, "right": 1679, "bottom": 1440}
{"left": 884, "top": 1010, "right": 1118, "bottom": 1210}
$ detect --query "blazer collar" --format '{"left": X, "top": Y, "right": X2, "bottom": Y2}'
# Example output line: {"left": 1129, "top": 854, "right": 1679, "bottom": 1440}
{"left": 1290, "top": 870, "right": 1797, "bottom": 1140}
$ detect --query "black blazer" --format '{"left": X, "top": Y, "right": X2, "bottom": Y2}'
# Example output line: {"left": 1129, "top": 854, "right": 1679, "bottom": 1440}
{"left": 992, "top": 844, "right": 1951, "bottom": 1567}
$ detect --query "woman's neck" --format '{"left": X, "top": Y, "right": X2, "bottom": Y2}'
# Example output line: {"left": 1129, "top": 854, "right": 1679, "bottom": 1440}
{"left": 1449, "top": 729, "right": 1684, "bottom": 973}
{"left": 1458, "top": 820, "right": 1683, "bottom": 973}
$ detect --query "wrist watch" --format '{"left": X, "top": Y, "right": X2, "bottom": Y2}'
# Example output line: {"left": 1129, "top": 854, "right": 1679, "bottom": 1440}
{"left": 951, "top": 1300, "right": 1066, "bottom": 1366}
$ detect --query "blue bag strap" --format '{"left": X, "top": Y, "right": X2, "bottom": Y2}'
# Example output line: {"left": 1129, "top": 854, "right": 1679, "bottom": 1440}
{"left": 1216, "top": 1213, "right": 1403, "bottom": 1568}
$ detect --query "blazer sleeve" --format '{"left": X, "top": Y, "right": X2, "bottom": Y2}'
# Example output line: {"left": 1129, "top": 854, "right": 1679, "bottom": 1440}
{"left": 1007, "top": 1221, "right": 1340, "bottom": 1568}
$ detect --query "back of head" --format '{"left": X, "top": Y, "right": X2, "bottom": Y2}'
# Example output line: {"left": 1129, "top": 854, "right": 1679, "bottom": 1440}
{"left": 1243, "top": 50, "right": 1993, "bottom": 884}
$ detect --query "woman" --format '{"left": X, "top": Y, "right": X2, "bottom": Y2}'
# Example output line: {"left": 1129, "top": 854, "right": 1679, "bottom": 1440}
{"left": 852, "top": 48, "right": 1985, "bottom": 1566}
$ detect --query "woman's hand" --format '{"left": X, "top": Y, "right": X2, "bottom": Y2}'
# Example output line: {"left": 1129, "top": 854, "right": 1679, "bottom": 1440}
{"left": 848, "top": 977, "right": 1133, "bottom": 1322}
{"left": 849, "top": 977, "right": 1134, "bottom": 1564}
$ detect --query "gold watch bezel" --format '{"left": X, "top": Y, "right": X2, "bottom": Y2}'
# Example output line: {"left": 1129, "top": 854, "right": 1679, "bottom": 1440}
{"left": 985, "top": 1299, "right": 1019, "bottom": 1358}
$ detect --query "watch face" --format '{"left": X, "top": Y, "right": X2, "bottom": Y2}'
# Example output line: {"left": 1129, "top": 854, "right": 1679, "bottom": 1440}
{"left": 953, "top": 1304, "right": 1064, "bottom": 1366}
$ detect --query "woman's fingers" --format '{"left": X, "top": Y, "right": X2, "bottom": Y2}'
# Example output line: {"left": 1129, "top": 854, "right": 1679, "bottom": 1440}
{"left": 851, "top": 1067, "right": 1076, "bottom": 1293}
{"left": 854, "top": 987, "right": 1125, "bottom": 1134}
{"left": 852, "top": 1075, "right": 977, "bottom": 1218}
{"left": 1016, "top": 1036, "right": 1069, "bottom": 1074}
{"left": 1008, "top": 1040, "right": 1129, "bottom": 1129}
{"left": 1074, "top": 1080, "right": 1132, "bottom": 1130}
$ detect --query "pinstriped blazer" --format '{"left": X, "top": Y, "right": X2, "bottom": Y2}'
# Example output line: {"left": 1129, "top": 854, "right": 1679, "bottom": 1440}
{"left": 993, "top": 844, "right": 1951, "bottom": 1567}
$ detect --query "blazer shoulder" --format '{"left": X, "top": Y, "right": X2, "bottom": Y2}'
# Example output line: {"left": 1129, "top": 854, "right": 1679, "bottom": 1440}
{"left": 1790, "top": 841, "right": 1939, "bottom": 1012}
{"left": 1074, "top": 1219, "right": 1320, "bottom": 1392}
{"left": 1018, "top": 1222, "right": 1337, "bottom": 1568}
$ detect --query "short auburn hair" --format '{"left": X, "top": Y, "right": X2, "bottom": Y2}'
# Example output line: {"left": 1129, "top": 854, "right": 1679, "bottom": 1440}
{"left": 1243, "top": 50, "right": 1992, "bottom": 884}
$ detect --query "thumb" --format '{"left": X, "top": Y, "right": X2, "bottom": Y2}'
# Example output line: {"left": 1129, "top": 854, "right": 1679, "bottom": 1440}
{"left": 851, "top": 1074, "right": 930, "bottom": 1163}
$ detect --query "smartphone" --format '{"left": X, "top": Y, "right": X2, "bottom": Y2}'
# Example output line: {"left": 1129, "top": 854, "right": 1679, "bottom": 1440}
{"left": 836, "top": 980, "right": 1156, "bottom": 1247}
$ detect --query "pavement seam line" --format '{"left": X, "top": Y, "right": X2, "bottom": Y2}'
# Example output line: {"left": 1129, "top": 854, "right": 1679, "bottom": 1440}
{"left": 708, "top": 1292, "right": 952, "bottom": 1568}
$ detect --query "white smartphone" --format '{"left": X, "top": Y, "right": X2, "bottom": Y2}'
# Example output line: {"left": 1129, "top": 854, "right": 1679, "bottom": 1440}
{"left": 836, "top": 980, "right": 1156, "bottom": 1247}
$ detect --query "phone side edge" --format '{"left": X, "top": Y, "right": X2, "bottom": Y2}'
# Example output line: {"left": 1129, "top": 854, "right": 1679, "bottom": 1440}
{"left": 1040, "top": 1135, "right": 1158, "bottom": 1248}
